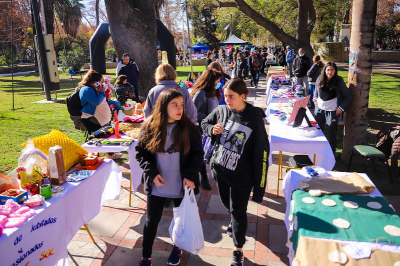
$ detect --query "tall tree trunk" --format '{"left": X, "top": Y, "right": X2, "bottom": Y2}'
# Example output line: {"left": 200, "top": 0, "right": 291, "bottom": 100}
{"left": 104, "top": 0, "right": 158, "bottom": 100}
{"left": 210, "top": 0, "right": 316, "bottom": 57}
{"left": 95, "top": 0, "right": 100, "bottom": 27}
{"left": 342, "top": 0, "right": 378, "bottom": 163}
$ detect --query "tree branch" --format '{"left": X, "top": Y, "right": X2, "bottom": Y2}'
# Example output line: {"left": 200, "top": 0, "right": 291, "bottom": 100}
{"left": 210, "top": 0, "right": 300, "bottom": 47}
{"left": 209, "top": 1, "right": 238, "bottom": 8}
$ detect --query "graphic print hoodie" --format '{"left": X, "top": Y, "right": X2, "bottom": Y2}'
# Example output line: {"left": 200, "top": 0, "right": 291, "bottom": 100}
{"left": 201, "top": 103, "right": 270, "bottom": 202}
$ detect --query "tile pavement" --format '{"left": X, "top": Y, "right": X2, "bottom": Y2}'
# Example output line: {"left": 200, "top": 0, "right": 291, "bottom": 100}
{"left": 67, "top": 73, "right": 400, "bottom": 266}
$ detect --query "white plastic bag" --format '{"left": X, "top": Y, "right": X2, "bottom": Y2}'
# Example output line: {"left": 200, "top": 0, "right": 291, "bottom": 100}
{"left": 169, "top": 186, "right": 204, "bottom": 255}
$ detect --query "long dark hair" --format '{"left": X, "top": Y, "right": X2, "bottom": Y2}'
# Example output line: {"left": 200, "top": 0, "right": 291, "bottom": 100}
{"left": 114, "top": 75, "right": 127, "bottom": 87}
{"left": 190, "top": 69, "right": 223, "bottom": 100}
{"left": 317, "top": 61, "right": 339, "bottom": 91}
{"left": 78, "top": 70, "right": 102, "bottom": 88}
{"left": 138, "top": 89, "right": 193, "bottom": 155}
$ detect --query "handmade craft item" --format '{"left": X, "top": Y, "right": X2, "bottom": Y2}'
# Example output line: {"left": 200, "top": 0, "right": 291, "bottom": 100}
{"left": 22, "top": 129, "right": 88, "bottom": 170}
{"left": 40, "top": 184, "right": 52, "bottom": 199}
{"left": 0, "top": 189, "right": 28, "bottom": 205}
{"left": 119, "top": 122, "right": 143, "bottom": 139}
{"left": 49, "top": 145, "right": 67, "bottom": 185}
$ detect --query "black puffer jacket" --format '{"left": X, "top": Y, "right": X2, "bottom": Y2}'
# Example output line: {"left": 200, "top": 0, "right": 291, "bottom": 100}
{"left": 115, "top": 82, "right": 141, "bottom": 105}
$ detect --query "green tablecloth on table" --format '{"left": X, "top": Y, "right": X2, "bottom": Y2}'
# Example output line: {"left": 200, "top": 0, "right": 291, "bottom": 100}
{"left": 290, "top": 190, "right": 400, "bottom": 254}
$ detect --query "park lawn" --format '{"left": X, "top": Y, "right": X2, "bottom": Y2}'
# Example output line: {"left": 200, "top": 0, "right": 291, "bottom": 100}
{"left": 0, "top": 65, "right": 398, "bottom": 174}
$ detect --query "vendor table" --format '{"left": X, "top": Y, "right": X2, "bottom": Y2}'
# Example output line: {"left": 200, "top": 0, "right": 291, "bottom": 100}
{"left": 0, "top": 159, "right": 122, "bottom": 266}
{"left": 82, "top": 135, "right": 143, "bottom": 199}
{"left": 267, "top": 103, "right": 336, "bottom": 196}
{"left": 283, "top": 170, "right": 400, "bottom": 263}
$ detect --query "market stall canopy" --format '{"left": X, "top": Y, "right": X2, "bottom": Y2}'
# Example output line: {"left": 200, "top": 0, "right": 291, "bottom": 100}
{"left": 191, "top": 42, "right": 210, "bottom": 53}
{"left": 218, "top": 35, "right": 249, "bottom": 45}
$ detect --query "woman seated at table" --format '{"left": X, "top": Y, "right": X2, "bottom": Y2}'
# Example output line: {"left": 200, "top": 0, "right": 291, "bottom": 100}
{"left": 136, "top": 89, "right": 203, "bottom": 266}
{"left": 79, "top": 70, "right": 111, "bottom": 134}
{"left": 313, "top": 61, "right": 352, "bottom": 153}
{"left": 114, "top": 75, "right": 141, "bottom": 106}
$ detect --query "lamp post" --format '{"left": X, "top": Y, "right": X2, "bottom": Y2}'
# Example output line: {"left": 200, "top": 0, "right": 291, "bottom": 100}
{"left": 185, "top": 0, "right": 193, "bottom": 74}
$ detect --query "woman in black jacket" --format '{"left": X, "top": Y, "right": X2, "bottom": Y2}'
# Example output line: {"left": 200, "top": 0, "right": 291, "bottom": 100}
{"left": 307, "top": 55, "right": 324, "bottom": 109}
{"left": 202, "top": 78, "right": 269, "bottom": 266}
{"left": 114, "top": 75, "right": 141, "bottom": 106}
{"left": 313, "top": 61, "right": 352, "bottom": 152}
{"left": 233, "top": 52, "right": 247, "bottom": 79}
{"left": 135, "top": 89, "right": 204, "bottom": 266}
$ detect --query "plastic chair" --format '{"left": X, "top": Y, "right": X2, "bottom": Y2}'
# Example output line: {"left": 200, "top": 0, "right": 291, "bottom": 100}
{"left": 347, "top": 145, "right": 392, "bottom": 182}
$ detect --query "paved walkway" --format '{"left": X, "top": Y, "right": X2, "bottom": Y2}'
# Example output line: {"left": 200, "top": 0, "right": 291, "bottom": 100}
{"left": 67, "top": 73, "right": 400, "bottom": 266}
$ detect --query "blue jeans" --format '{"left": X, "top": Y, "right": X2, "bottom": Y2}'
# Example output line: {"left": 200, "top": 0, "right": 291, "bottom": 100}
{"left": 308, "top": 84, "right": 315, "bottom": 108}
{"left": 107, "top": 99, "right": 121, "bottom": 111}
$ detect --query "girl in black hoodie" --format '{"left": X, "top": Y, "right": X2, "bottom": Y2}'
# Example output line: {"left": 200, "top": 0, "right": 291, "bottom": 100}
{"left": 201, "top": 78, "right": 270, "bottom": 266}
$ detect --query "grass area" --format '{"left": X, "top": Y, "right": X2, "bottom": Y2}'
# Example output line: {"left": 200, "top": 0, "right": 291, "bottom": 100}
{"left": 0, "top": 64, "right": 398, "bottom": 176}
{"left": 0, "top": 65, "right": 206, "bottom": 174}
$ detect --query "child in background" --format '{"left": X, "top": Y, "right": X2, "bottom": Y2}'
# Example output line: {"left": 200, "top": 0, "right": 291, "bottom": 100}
{"left": 103, "top": 75, "right": 121, "bottom": 111}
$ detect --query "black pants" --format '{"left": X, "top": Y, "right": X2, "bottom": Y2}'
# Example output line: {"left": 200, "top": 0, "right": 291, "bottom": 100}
{"left": 251, "top": 69, "right": 259, "bottom": 86}
{"left": 197, "top": 126, "right": 208, "bottom": 181}
{"left": 214, "top": 172, "right": 252, "bottom": 248}
{"left": 142, "top": 195, "right": 183, "bottom": 258}
{"left": 81, "top": 117, "right": 102, "bottom": 134}
{"left": 315, "top": 108, "right": 338, "bottom": 152}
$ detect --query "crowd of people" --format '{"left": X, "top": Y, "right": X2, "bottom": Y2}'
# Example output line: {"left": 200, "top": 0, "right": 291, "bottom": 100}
{"left": 70, "top": 47, "right": 352, "bottom": 265}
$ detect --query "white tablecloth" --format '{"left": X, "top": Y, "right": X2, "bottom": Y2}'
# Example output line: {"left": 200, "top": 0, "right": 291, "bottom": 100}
{"left": 267, "top": 103, "right": 336, "bottom": 170}
{"left": 0, "top": 159, "right": 122, "bottom": 266}
{"left": 82, "top": 135, "right": 142, "bottom": 192}
{"left": 282, "top": 170, "right": 400, "bottom": 259}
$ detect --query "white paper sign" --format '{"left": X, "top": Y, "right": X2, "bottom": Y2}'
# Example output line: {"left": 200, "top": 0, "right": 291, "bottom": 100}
{"left": 342, "top": 243, "right": 372, "bottom": 260}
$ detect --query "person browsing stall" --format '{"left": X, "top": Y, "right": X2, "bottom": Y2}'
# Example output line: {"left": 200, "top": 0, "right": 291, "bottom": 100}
{"left": 201, "top": 78, "right": 270, "bottom": 266}
{"left": 136, "top": 89, "right": 204, "bottom": 266}
{"left": 313, "top": 61, "right": 352, "bottom": 153}
{"left": 143, "top": 63, "right": 197, "bottom": 123}
{"left": 191, "top": 69, "right": 224, "bottom": 190}
{"left": 307, "top": 55, "right": 324, "bottom": 109}
{"left": 207, "top": 61, "right": 231, "bottom": 105}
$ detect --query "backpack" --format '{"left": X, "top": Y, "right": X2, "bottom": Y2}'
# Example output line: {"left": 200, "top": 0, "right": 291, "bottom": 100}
{"left": 66, "top": 86, "right": 98, "bottom": 116}
{"left": 251, "top": 55, "right": 260, "bottom": 70}
{"left": 66, "top": 87, "right": 84, "bottom": 117}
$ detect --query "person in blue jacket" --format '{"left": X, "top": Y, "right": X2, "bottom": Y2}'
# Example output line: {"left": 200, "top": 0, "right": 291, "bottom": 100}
{"left": 117, "top": 53, "right": 140, "bottom": 98}
{"left": 286, "top": 46, "right": 294, "bottom": 77}
{"left": 78, "top": 70, "right": 111, "bottom": 134}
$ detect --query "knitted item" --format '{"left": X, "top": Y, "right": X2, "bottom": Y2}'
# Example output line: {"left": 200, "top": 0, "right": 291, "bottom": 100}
{"left": 23, "top": 129, "right": 88, "bottom": 171}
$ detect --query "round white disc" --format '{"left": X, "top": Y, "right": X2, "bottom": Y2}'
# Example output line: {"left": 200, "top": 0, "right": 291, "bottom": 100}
{"left": 309, "top": 189, "right": 322, "bottom": 197}
{"left": 343, "top": 201, "right": 359, "bottom": 209}
{"left": 302, "top": 197, "right": 316, "bottom": 204}
{"left": 322, "top": 199, "right": 337, "bottom": 207}
{"left": 367, "top": 202, "right": 382, "bottom": 209}
{"left": 328, "top": 250, "right": 348, "bottom": 264}
{"left": 385, "top": 225, "right": 400, "bottom": 237}
{"left": 333, "top": 218, "right": 350, "bottom": 229}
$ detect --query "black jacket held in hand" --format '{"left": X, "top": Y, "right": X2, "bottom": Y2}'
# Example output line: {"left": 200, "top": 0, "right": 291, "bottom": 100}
{"left": 201, "top": 103, "right": 270, "bottom": 203}
{"left": 135, "top": 124, "right": 204, "bottom": 196}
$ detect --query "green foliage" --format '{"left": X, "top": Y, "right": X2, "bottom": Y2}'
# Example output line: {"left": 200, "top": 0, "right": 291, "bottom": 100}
{"left": 54, "top": 32, "right": 91, "bottom": 59}
{"left": 312, "top": 0, "right": 352, "bottom": 42}
{"left": 188, "top": 0, "right": 220, "bottom": 49}
{"left": 59, "top": 43, "right": 86, "bottom": 71}
{"left": 106, "top": 48, "right": 116, "bottom": 59}
{"left": 375, "top": 25, "right": 396, "bottom": 44}
{"left": 0, "top": 50, "right": 21, "bottom": 66}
